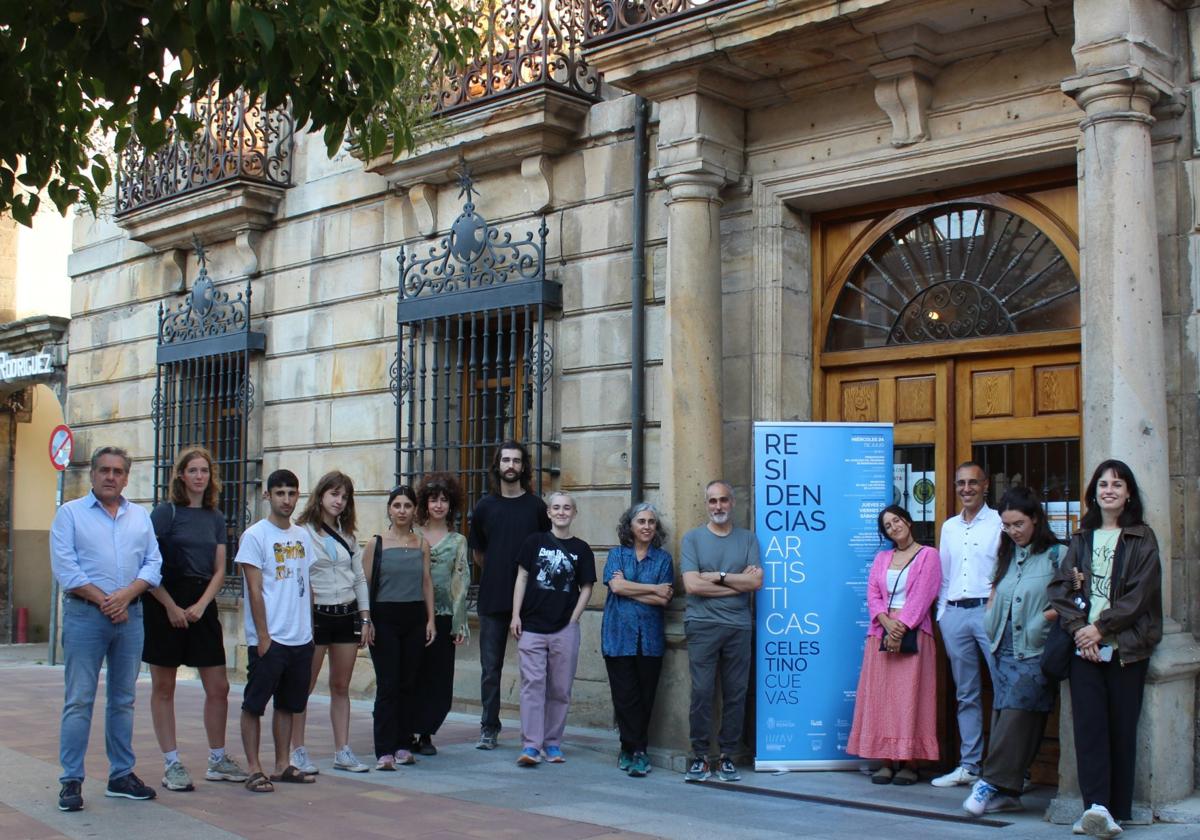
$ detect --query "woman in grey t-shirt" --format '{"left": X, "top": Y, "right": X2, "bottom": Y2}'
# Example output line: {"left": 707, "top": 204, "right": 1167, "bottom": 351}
{"left": 363, "top": 485, "right": 435, "bottom": 769}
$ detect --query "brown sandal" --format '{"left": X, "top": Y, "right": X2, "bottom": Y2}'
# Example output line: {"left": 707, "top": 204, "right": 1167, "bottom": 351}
{"left": 244, "top": 772, "right": 274, "bottom": 793}
{"left": 892, "top": 767, "right": 919, "bottom": 785}
{"left": 271, "top": 765, "right": 316, "bottom": 784}
{"left": 871, "top": 766, "right": 894, "bottom": 785}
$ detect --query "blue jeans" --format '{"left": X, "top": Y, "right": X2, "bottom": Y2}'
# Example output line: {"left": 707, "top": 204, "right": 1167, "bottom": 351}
{"left": 59, "top": 597, "right": 144, "bottom": 783}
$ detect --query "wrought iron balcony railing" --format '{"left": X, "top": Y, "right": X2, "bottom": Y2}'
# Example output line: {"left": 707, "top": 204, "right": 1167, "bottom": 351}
{"left": 430, "top": 0, "right": 601, "bottom": 115}
{"left": 582, "top": 0, "right": 742, "bottom": 46}
{"left": 115, "top": 85, "right": 295, "bottom": 216}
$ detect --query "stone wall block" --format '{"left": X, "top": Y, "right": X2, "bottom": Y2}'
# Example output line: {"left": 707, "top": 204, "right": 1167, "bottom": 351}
{"left": 1162, "top": 314, "right": 1182, "bottom": 396}
{"left": 312, "top": 253, "right": 381, "bottom": 306}
{"left": 349, "top": 203, "right": 385, "bottom": 251}
{"left": 568, "top": 255, "right": 629, "bottom": 312}
{"left": 325, "top": 344, "right": 387, "bottom": 396}
{"left": 559, "top": 429, "right": 632, "bottom": 487}
{"left": 565, "top": 489, "right": 631, "bottom": 551}
{"left": 721, "top": 417, "right": 755, "bottom": 510}
{"left": 552, "top": 151, "right": 586, "bottom": 207}
{"left": 573, "top": 609, "right": 606, "bottom": 682}
{"left": 262, "top": 354, "right": 319, "bottom": 402}
{"left": 67, "top": 340, "right": 156, "bottom": 388}
{"left": 721, "top": 289, "right": 755, "bottom": 358}
{"left": 583, "top": 142, "right": 634, "bottom": 201}
{"left": 268, "top": 310, "right": 321, "bottom": 355}
{"left": 267, "top": 218, "right": 317, "bottom": 270}
{"left": 329, "top": 298, "right": 385, "bottom": 346}
{"left": 582, "top": 94, "right": 636, "bottom": 139}
{"left": 262, "top": 400, "right": 324, "bottom": 450}
{"left": 304, "top": 445, "right": 393, "bottom": 494}
{"left": 317, "top": 208, "right": 353, "bottom": 258}
{"left": 721, "top": 354, "right": 753, "bottom": 423}
{"left": 559, "top": 369, "right": 631, "bottom": 428}
{"left": 558, "top": 310, "right": 633, "bottom": 370}
{"left": 329, "top": 393, "right": 391, "bottom": 444}
{"left": 264, "top": 266, "right": 312, "bottom": 313}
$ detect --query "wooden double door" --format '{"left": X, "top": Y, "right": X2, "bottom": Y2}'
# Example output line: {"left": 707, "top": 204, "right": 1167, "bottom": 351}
{"left": 822, "top": 347, "right": 1081, "bottom": 781}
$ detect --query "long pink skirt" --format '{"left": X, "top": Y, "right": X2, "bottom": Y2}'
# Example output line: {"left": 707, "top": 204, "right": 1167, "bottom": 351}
{"left": 846, "top": 629, "right": 939, "bottom": 761}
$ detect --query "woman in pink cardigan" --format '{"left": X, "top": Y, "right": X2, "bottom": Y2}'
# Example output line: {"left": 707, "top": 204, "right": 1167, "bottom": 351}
{"left": 847, "top": 504, "right": 941, "bottom": 785}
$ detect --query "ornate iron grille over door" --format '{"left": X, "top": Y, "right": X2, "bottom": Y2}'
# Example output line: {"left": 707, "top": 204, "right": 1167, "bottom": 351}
{"left": 154, "top": 240, "right": 265, "bottom": 583}
{"left": 393, "top": 174, "right": 560, "bottom": 511}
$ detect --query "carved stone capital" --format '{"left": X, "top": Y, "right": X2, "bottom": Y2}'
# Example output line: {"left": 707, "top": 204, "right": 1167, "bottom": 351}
{"left": 662, "top": 172, "right": 725, "bottom": 205}
{"left": 870, "top": 58, "right": 938, "bottom": 147}
{"left": 1068, "top": 79, "right": 1160, "bottom": 130}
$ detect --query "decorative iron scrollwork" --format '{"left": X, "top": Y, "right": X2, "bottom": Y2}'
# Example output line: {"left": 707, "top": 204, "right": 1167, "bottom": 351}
{"left": 583, "top": 0, "right": 738, "bottom": 45}
{"left": 116, "top": 84, "right": 294, "bottom": 215}
{"left": 431, "top": 0, "right": 601, "bottom": 115}
{"left": 826, "top": 202, "right": 1079, "bottom": 352}
{"left": 525, "top": 335, "right": 554, "bottom": 390}
{"left": 160, "top": 237, "right": 254, "bottom": 344}
{"left": 400, "top": 171, "right": 548, "bottom": 300}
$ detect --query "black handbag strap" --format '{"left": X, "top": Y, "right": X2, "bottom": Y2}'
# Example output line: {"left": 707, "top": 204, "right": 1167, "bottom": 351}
{"left": 369, "top": 535, "right": 383, "bottom": 606}
{"left": 886, "top": 547, "right": 922, "bottom": 610}
{"left": 318, "top": 521, "right": 354, "bottom": 558}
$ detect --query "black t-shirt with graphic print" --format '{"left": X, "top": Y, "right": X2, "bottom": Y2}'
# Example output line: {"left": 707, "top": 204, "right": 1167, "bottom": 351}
{"left": 516, "top": 532, "right": 596, "bottom": 634}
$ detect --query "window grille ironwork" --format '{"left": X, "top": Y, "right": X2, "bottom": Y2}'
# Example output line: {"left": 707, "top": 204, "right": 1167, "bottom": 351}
{"left": 153, "top": 238, "right": 265, "bottom": 589}
{"left": 392, "top": 172, "right": 560, "bottom": 558}
{"left": 115, "top": 84, "right": 295, "bottom": 216}
{"left": 583, "top": 0, "right": 742, "bottom": 46}
{"left": 826, "top": 202, "right": 1080, "bottom": 352}
{"left": 430, "top": 0, "right": 601, "bottom": 115}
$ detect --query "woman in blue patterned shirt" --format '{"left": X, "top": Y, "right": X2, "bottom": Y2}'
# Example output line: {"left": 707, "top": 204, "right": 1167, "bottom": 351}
{"left": 601, "top": 502, "right": 675, "bottom": 778}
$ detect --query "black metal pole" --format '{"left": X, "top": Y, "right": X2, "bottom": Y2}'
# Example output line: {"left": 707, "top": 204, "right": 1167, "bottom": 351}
{"left": 630, "top": 95, "right": 649, "bottom": 506}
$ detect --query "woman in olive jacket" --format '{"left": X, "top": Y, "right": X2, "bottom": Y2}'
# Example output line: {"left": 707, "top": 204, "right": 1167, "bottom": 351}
{"left": 1047, "top": 459, "right": 1162, "bottom": 838}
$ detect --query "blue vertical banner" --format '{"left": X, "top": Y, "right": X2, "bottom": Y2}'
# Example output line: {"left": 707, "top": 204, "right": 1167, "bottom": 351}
{"left": 754, "top": 422, "right": 893, "bottom": 770}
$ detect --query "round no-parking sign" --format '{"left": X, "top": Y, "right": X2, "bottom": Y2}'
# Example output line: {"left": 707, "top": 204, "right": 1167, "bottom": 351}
{"left": 49, "top": 424, "right": 73, "bottom": 471}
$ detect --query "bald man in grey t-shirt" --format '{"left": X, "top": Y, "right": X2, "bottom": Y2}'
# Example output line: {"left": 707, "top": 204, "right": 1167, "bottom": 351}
{"left": 680, "top": 480, "right": 762, "bottom": 783}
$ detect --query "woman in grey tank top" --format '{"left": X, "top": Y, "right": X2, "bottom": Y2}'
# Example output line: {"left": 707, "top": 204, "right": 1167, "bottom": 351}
{"left": 364, "top": 485, "right": 435, "bottom": 769}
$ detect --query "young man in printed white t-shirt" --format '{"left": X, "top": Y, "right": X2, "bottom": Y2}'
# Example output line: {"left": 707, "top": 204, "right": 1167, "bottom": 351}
{"left": 236, "top": 469, "right": 317, "bottom": 792}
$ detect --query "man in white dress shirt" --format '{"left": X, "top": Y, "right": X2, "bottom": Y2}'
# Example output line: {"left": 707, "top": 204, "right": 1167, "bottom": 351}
{"left": 932, "top": 461, "right": 1003, "bottom": 787}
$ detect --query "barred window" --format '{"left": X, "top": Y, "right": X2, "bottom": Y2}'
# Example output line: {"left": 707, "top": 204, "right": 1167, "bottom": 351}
{"left": 153, "top": 242, "right": 264, "bottom": 582}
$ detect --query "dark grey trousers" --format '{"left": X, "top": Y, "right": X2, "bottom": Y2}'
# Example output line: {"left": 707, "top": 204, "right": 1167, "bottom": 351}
{"left": 686, "top": 620, "right": 752, "bottom": 757}
{"left": 980, "top": 708, "right": 1047, "bottom": 794}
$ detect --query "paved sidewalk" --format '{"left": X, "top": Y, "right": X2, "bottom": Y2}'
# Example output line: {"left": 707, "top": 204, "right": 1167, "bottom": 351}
{"left": 1, "top": 657, "right": 1196, "bottom": 840}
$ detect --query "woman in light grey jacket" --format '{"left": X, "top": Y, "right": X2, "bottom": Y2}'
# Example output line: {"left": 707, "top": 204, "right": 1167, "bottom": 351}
{"left": 290, "top": 471, "right": 373, "bottom": 774}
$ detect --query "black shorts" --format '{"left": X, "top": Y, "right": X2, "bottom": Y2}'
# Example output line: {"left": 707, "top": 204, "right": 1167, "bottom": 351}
{"left": 313, "top": 606, "right": 361, "bottom": 646}
{"left": 142, "top": 576, "right": 226, "bottom": 668}
{"left": 242, "top": 641, "right": 314, "bottom": 716}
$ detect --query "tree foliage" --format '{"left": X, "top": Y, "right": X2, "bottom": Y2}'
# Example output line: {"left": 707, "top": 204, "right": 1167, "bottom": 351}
{"left": 0, "top": 1, "right": 476, "bottom": 225}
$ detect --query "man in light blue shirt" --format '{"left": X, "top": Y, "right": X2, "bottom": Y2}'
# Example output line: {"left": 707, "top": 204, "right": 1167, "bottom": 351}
{"left": 50, "top": 446, "right": 162, "bottom": 812}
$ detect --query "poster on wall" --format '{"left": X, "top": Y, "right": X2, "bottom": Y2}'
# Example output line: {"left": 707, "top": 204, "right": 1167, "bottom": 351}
{"left": 754, "top": 421, "right": 894, "bottom": 770}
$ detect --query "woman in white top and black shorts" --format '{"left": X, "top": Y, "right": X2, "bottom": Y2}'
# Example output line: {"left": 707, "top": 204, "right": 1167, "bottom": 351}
{"left": 289, "top": 471, "right": 373, "bottom": 774}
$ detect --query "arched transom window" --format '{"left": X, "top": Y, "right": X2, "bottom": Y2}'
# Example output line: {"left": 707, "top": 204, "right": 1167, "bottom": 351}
{"left": 825, "top": 202, "right": 1079, "bottom": 352}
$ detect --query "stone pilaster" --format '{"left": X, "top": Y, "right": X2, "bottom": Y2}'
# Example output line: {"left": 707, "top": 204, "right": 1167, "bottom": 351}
{"left": 1050, "top": 67, "right": 1200, "bottom": 820}
{"left": 662, "top": 171, "right": 726, "bottom": 540}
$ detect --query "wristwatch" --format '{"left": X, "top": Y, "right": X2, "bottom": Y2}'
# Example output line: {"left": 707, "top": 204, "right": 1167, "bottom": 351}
{"left": 719, "top": 571, "right": 728, "bottom": 585}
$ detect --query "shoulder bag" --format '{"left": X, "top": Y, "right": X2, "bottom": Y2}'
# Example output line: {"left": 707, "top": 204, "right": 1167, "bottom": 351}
{"left": 879, "top": 549, "right": 920, "bottom": 654}
{"left": 1041, "top": 543, "right": 1078, "bottom": 682}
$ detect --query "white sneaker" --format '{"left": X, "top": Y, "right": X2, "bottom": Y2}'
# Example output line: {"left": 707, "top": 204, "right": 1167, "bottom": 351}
{"left": 984, "top": 794, "right": 1023, "bottom": 814}
{"left": 333, "top": 746, "right": 369, "bottom": 773}
{"left": 963, "top": 780, "right": 997, "bottom": 817}
{"left": 1073, "top": 816, "right": 1086, "bottom": 835}
{"left": 1080, "top": 804, "right": 1122, "bottom": 838}
{"left": 290, "top": 746, "right": 319, "bottom": 775}
{"left": 931, "top": 765, "right": 979, "bottom": 787}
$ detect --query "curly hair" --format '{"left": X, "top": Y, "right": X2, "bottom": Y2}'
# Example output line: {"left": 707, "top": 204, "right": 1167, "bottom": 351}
{"left": 168, "top": 446, "right": 221, "bottom": 509}
{"left": 296, "top": 471, "right": 358, "bottom": 537}
{"left": 416, "top": 471, "right": 465, "bottom": 526}
{"left": 616, "top": 502, "right": 667, "bottom": 548}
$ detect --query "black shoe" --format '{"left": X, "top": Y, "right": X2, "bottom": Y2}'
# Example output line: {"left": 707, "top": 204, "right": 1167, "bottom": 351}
{"left": 58, "top": 780, "right": 83, "bottom": 811}
{"left": 105, "top": 772, "right": 156, "bottom": 800}
{"left": 417, "top": 735, "right": 437, "bottom": 756}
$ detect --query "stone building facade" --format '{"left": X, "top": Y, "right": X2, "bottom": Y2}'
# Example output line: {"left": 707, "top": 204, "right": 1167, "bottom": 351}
{"left": 67, "top": 0, "right": 1198, "bottom": 819}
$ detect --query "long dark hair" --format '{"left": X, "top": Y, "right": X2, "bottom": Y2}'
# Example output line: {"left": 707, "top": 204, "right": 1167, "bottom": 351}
{"left": 993, "top": 486, "right": 1058, "bottom": 585}
{"left": 1080, "top": 458, "right": 1145, "bottom": 530}
{"left": 296, "top": 471, "right": 357, "bottom": 538}
{"left": 489, "top": 439, "right": 533, "bottom": 494}
{"left": 876, "top": 504, "right": 917, "bottom": 546}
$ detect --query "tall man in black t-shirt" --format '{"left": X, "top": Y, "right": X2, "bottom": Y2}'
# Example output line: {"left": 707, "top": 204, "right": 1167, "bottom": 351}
{"left": 469, "top": 440, "right": 551, "bottom": 749}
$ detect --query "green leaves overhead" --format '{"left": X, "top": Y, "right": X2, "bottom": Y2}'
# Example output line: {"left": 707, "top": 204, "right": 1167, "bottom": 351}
{"left": 0, "top": 0, "right": 478, "bottom": 224}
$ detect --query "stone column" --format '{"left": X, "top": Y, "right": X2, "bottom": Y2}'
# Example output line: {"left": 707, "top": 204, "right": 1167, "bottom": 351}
{"left": 1051, "top": 72, "right": 1200, "bottom": 821}
{"left": 662, "top": 171, "right": 726, "bottom": 538}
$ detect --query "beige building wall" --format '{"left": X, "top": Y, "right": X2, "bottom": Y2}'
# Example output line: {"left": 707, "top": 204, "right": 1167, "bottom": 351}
{"left": 12, "top": 384, "right": 64, "bottom": 642}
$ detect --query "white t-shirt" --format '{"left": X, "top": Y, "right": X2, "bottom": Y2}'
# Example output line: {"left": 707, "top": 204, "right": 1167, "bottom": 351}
{"left": 235, "top": 519, "right": 316, "bottom": 646}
